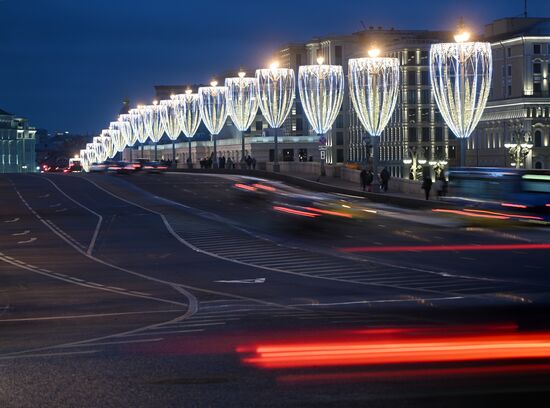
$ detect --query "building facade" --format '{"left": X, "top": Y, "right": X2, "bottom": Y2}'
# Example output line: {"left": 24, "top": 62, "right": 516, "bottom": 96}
{"left": 469, "top": 17, "right": 550, "bottom": 169}
{"left": 0, "top": 108, "right": 36, "bottom": 173}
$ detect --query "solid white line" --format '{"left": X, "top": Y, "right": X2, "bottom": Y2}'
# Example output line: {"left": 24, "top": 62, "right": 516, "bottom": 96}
{"left": 40, "top": 177, "right": 103, "bottom": 255}
{"left": 290, "top": 296, "right": 464, "bottom": 307}
{"left": 58, "top": 338, "right": 164, "bottom": 348}
{"left": 0, "top": 350, "right": 99, "bottom": 360}
{"left": 11, "top": 230, "right": 30, "bottom": 236}
{"left": 0, "top": 309, "right": 186, "bottom": 323}
{"left": 122, "top": 329, "right": 204, "bottom": 337}
{"left": 17, "top": 237, "right": 37, "bottom": 244}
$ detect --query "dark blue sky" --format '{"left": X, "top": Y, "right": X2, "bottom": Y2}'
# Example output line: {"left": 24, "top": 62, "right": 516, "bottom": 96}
{"left": 0, "top": 0, "right": 548, "bottom": 134}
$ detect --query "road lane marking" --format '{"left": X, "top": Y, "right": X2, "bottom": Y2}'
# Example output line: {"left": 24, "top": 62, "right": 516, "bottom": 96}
{"left": 12, "top": 230, "right": 30, "bottom": 236}
{"left": 0, "top": 350, "right": 99, "bottom": 360}
{"left": 38, "top": 194, "right": 50, "bottom": 198}
{"left": 49, "top": 203, "right": 61, "bottom": 208}
{"left": 17, "top": 237, "right": 37, "bottom": 244}
{"left": 40, "top": 177, "right": 103, "bottom": 255}
{"left": 214, "top": 278, "right": 266, "bottom": 284}
{"left": 55, "top": 208, "right": 68, "bottom": 213}
{"left": 4, "top": 217, "right": 20, "bottom": 223}
{"left": 0, "top": 309, "right": 186, "bottom": 323}
{"left": 59, "top": 338, "right": 164, "bottom": 348}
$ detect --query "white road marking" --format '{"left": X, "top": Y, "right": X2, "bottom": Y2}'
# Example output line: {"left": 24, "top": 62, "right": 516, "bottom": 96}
{"left": 290, "top": 296, "right": 464, "bottom": 307}
{"left": 0, "top": 309, "right": 186, "bottom": 323}
{"left": 38, "top": 194, "right": 50, "bottom": 198}
{"left": 214, "top": 278, "right": 266, "bottom": 284}
{"left": 12, "top": 230, "right": 30, "bottom": 236}
{"left": 4, "top": 217, "right": 20, "bottom": 223}
{"left": 49, "top": 203, "right": 61, "bottom": 208}
{"left": 122, "top": 329, "right": 204, "bottom": 337}
{"left": 17, "top": 237, "right": 37, "bottom": 244}
{"left": 0, "top": 350, "right": 99, "bottom": 360}
{"left": 59, "top": 338, "right": 164, "bottom": 348}
{"left": 55, "top": 208, "right": 68, "bottom": 213}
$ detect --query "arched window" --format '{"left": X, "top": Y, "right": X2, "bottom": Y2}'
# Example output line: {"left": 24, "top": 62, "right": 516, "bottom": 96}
{"left": 534, "top": 130, "right": 542, "bottom": 147}
{"left": 535, "top": 161, "right": 543, "bottom": 169}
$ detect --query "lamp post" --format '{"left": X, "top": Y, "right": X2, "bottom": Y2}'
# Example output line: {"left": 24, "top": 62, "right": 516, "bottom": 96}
{"left": 174, "top": 90, "right": 201, "bottom": 169}
{"left": 159, "top": 97, "right": 182, "bottom": 168}
{"left": 225, "top": 71, "right": 259, "bottom": 169}
{"left": 256, "top": 61, "right": 295, "bottom": 172}
{"left": 143, "top": 101, "right": 164, "bottom": 161}
{"left": 430, "top": 21, "right": 492, "bottom": 167}
{"left": 505, "top": 125, "right": 533, "bottom": 168}
{"left": 298, "top": 56, "right": 344, "bottom": 177}
{"left": 349, "top": 47, "right": 400, "bottom": 184}
{"left": 199, "top": 81, "right": 228, "bottom": 169}
{"left": 129, "top": 107, "right": 147, "bottom": 157}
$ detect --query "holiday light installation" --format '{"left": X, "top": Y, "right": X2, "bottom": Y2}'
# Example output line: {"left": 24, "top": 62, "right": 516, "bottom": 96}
{"left": 198, "top": 81, "right": 228, "bottom": 168}
{"left": 93, "top": 136, "right": 108, "bottom": 163}
{"left": 225, "top": 71, "right": 259, "bottom": 166}
{"left": 349, "top": 47, "right": 400, "bottom": 175}
{"left": 129, "top": 107, "right": 147, "bottom": 156}
{"left": 298, "top": 56, "right": 344, "bottom": 176}
{"left": 143, "top": 101, "right": 164, "bottom": 161}
{"left": 100, "top": 130, "right": 116, "bottom": 159}
{"left": 174, "top": 90, "right": 202, "bottom": 168}
{"left": 118, "top": 113, "right": 136, "bottom": 161}
{"left": 159, "top": 97, "right": 182, "bottom": 166}
{"left": 256, "top": 61, "right": 295, "bottom": 172}
{"left": 430, "top": 22, "right": 492, "bottom": 166}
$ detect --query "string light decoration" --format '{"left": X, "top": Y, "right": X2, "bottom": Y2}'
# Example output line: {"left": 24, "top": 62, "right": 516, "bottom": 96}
{"left": 298, "top": 56, "right": 344, "bottom": 174}
{"left": 93, "top": 136, "right": 108, "bottom": 163}
{"left": 100, "top": 129, "right": 116, "bottom": 159}
{"left": 256, "top": 61, "right": 295, "bottom": 171}
{"left": 349, "top": 48, "right": 400, "bottom": 138}
{"left": 225, "top": 71, "right": 259, "bottom": 164}
{"left": 174, "top": 90, "right": 202, "bottom": 168}
{"left": 108, "top": 122, "right": 126, "bottom": 153}
{"left": 430, "top": 21, "right": 492, "bottom": 166}
{"left": 118, "top": 114, "right": 135, "bottom": 148}
{"left": 159, "top": 98, "right": 182, "bottom": 165}
{"left": 85, "top": 143, "right": 97, "bottom": 164}
{"left": 80, "top": 149, "right": 90, "bottom": 172}
{"left": 143, "top": 101, "right": 164, "bottom": 160}
{"left": 198, "top": 81, "right": 228, "bottom": 167}
{"left": 129, "top": 107, "right": 147, "bottom": 144}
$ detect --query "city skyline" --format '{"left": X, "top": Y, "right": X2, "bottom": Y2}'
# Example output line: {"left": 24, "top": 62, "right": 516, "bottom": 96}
{"left": 0, "top": 0, "right": 548, "bottom": 134}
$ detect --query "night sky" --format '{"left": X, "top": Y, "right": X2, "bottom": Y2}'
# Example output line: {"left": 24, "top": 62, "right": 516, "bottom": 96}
{"left": 0, "top": 0, "right": 548, "bottom": 135}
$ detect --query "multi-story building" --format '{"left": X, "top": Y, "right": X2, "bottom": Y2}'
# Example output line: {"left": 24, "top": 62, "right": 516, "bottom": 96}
{"left": 350, "top": 27, "right": 453, "bottom": 178}
{"left": 305, "top": 34, "right": 361, "bottom": 164}
{"left": 469, "top": 17, "right": 550, "bottom": 169}
{"left": 0, "top": 108, "right": 36, "bottom": 173}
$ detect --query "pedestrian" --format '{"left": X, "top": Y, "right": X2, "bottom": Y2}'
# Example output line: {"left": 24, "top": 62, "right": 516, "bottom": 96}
{"left": 252, "top": 157, "right": 256, "bottom": 170}
{"left": 366, "top": 169, "right": 374, "bottom": 192}
{"left": 246, "top": 155, "right": 252, "bottom": 169}
{"left": 226, "top": 157, "right": 233, "bottom": 169}
{"left": 360, "top": 168, "right": 367, "bottom": 191}
{"left": 380, "top": 167, "right": 390, "bottom": 192}
{"left": 421, "top": 177, "right": 432, "bottom": 200}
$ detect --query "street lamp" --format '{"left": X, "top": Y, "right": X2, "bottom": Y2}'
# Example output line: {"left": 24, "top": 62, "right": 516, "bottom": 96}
{"left": 256, "top": 61, "right": 295, "bottom": 172}
{"left": 430, "top": 20, "right": 492, "bottom": 167}
{"left": 349, "top": 46, "right": 400, "bottom": 179}
{"left": 129, "top": 107, "right": 147, "bottom": 157}
{"left": 174, "top": 89, "right": 202, "bottom": 169}
{"left": 159, "top": 97, "right": 182, "bottom": 167}
{"left": 298, "top": 56, "right": 344, "bottom": 176}
{"left": 504, "top": 125, "right": 533, "bottom": 168}
{"left": 225, "top": 71, "right": 259, "bottom": 168}
{"left": 198, "top": 80, "right": 228, "bottom": 169}
{"left": 143, "top": 101, "right": 164, "bottom": 161}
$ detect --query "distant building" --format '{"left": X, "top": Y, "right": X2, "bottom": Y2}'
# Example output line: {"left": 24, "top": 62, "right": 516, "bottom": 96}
{"left": 469, "top": 17, "right": 550, "bottom": 169}
{"left": 0, "top": 108, "right": 36, "bottom": 173}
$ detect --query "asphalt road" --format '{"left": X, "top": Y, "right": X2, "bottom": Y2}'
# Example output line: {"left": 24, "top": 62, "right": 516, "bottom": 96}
{"left": 1, "top": 171, "right": 550, "bottom": 407}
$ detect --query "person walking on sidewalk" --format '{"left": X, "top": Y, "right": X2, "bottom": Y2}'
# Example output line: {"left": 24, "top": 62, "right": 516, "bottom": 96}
{"left": 380, "top": 167, "right": 390, "bottom": 192}
{"left": 360, "top": 168, "right": 368, "bottom": 191}
{"left": 422, "top": 177, "right": 433, "bottom": 200}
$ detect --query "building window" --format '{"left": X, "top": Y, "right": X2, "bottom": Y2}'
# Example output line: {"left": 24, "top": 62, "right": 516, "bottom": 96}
{"left": 422, "top": 127, "right": 430, "bottom": 142}
{"left": 421, "top": 70, "right": 430, "bottom": 86}
{"left": 421, "top": 90, "right": 430, "bottom": 105}
{"left": 335, "top": 115, "right": 344, "bottom": 128}
{"left": 449, "top": 145, "right": 456, "bottom": 158}
{"left": 421, "top": 108, "right": 430, "bottom": 123}
{"left": 336, "top": 132, "right": 344, "bottom": 146}
{"left": 335, "top": 46, "right": 343, "bottom": 65}
{"left": 534, "top": 63, "right": 542, "bottom": 74}
{"left": 534, "top": 44, "right": 541, "bottom": 54}
{"left": 507, "top": 65, "right": 512, "bottom": 76}
{"left": 535, "top": 161, "right": 543, "bottom": 169}
{"left": 255, "top": 121, "right": 262, "bottom": 131}
{"left": 507, "top": 85, "right": 512, "bottom": 96}
{"left": 435, "top": 110, "right": 443, "bottom": 123}
{"left": 535, "top": 130, "right": 542, "bottom": 147}
{"left": 408, "top": 109, "right": 417, "bottom": 123}
{"left": 295, "top": 118, "right": 303, "bottom": 132}
{"left": 507, "top": 47, "right": 512, "bottom": 57}
{"left": 407, "top": 90, "right": 417, "bottom": 104}
{"left": 435, "top": 127, "right": 443, "bottom": 142}
{"left": 420, "top": 51, "right": 428, "bottom": 65}
{"left": 407, "top": 51, "right": 416, "bottom": 65}
{"left": 407, "top": 70, "right": 416, "bottom": 86}
{"left": 336, "top": 149, "right": 344, "bottom": 163}
{"left": 408, "top": 127, "right": 417, "bottom": 142}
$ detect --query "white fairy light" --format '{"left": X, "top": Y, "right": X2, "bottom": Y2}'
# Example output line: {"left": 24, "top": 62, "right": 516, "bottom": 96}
{"left": 100, "top": 129, "right": 116, "bottom": 159}
{"left": 174, "top": 90, "right": 202, "bottom": 168}
{"left": 225, "top": 72, "right": 259, "bottom": 162}
{"left": 109, "top": 121, "right": 126, "bottom": 153}
{"left": 256, "top": 62, "right": 295, "bottom": 170}
{"left": 348, "top": 51, "right": 400, "bottom": 137}
{"left": 198, "top": 81, "right": 228, "bottom": 167}
{"left": 143, "top": 102, "right": 164, "bottom": 160}
{"left": 159, "top": 99, "right": 182, "bottom": 141}
{"left": 129, "top": 108, "right": 147, "bottom": 144}
{"left": 118, "top": 114, "right": 135, "bottom": 147}
{"left": 93, "top": 136, "right": 108, "bottom": 163}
